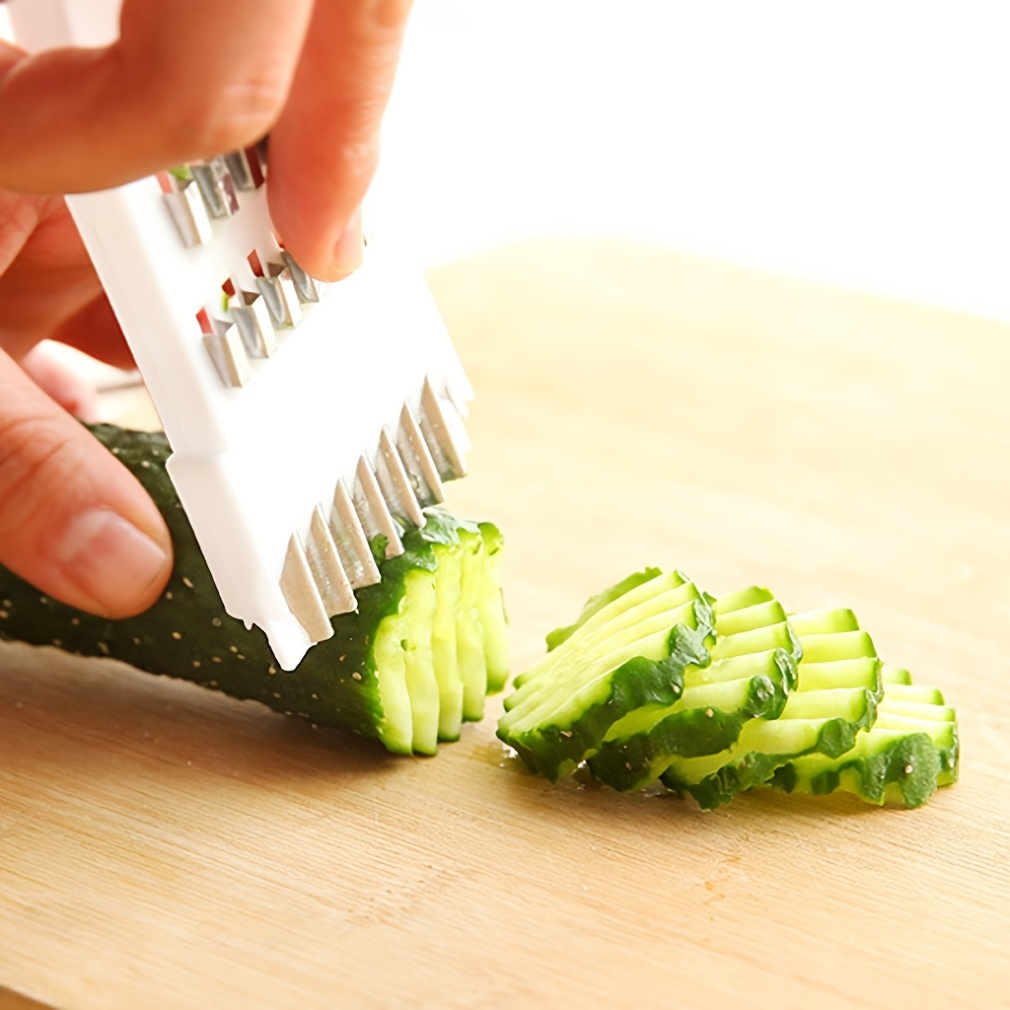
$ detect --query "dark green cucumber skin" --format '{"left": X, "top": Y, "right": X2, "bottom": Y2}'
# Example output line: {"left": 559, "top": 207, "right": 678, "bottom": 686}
{"left": 588, "top": 647, "right": 798, "bottom": 792}
{"left": 497, "top": 608, "right": 715, "bottom": 782}
{"left": 659, "top": 693, "right": 881, "bottom": 810}
{"left": 771, "top": 730, "right": 958, "bottom": 809}
{"left": 0, "top": 424, "right": 490, "bottom": 747}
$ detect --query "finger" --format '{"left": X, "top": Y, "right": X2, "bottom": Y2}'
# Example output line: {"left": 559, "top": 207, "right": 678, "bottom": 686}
{"left": 0, "top": 350, "right": 173, "bottom": 618}
{"left": 18, "top": 346, "right": 100, "bottom": 422}
{"left": 47, "top": 294, "right": 135, "bottom": 371}
{"left": 0, "top": 189, "right": 134, "bottom": 367}
{"left": 268, "top": 0, "right": 413, "bottom": 279}
{"left": 0, "top": 0, "right": 315, "bottom": 194}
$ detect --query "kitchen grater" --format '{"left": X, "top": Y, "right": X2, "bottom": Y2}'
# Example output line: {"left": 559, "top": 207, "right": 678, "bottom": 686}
{"left": 7, "top": 0, "right": 473, "bottom": 671}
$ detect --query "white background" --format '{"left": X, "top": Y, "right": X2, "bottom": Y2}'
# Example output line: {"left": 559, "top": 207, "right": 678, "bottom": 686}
{"left": 4, "top": 1, "right": 1009, "bottom": 322}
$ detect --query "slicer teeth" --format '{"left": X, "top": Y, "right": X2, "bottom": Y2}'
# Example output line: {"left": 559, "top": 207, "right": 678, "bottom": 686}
{"left": 306, "top": 506, "right": 357, "bottom": 616}
{"left": 331, "top": 481, "right": 382, "bottom": 588}
{"left": 231, "top": 290, "right": 277, "bottom": 358}
{"left": 397, "top": 403, "right": 444, "bottom": 507}
{"left": 376, "top": 428, "right": 426, "bottom": 528}
{"left": 281, "top": 251, "right": 321, "bottom": 303}
{"left": 203, "top": 324, "right": 251, "bottom": 388}
{"left": 420, "top": 377, "right": 469, "bottom": 479}
{"left": 163, "top": 177, "right": 213, "bottom": 247}
{"left": 353, "top": 456, "right": 404, "bottom": 559}
{"left": 280, "top": 534, "right": 335, "bottom": 644}
{"left": 258, "top": 265, "right": 302, "bottom": 328}
{"left": 224, "top": 149, "right": 257, "bottom": 192}
{"left": 192, "top": 158, "right": 239, "bottom": 219}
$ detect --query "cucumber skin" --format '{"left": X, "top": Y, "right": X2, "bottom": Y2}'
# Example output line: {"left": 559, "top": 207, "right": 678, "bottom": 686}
{"left": 0, "top": 425, "right": 498, "bottom": 751}
{"left": 588, "top": 647, "right": 797, "bottom": 792}
{"left": 660, "top": 703, "right": 879, "bottom": 811}
{"left": 770, "top": 732, "right": 949, "bottom": 808}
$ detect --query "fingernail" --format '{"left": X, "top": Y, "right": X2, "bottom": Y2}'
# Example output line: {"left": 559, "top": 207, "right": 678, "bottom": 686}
{"left": 56, "top": 508, "right": 170, "bottom": 616}
{"left": 332, "top": 207, "right": 364, "bottom": 277}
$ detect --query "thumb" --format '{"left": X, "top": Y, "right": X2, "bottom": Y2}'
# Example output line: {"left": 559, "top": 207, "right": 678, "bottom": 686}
{"left": 0, "top": 350, "right": 173, "bottom": 618}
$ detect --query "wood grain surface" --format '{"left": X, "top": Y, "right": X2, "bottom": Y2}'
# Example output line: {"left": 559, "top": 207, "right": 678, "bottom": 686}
{"left": 1, "top": 239, "right": 1008, "bottom": 1010}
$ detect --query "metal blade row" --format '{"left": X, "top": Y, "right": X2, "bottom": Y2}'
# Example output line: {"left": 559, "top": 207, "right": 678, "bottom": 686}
{"left": 160, "top": 144, "right": 268, "bottom": 249}
{"left": 200, "top": 250, "right": 324, "bottom": 390}
{"left": 279, "top": 377, "right": 470, "bottom": 644}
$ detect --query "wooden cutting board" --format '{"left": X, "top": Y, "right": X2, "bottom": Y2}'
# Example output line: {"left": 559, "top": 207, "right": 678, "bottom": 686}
{"left": 1, "top": 239, "right": 1008, "bottom": 1010}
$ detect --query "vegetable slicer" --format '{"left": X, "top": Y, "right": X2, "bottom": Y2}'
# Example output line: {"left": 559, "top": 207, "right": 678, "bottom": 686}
{"left": 7, "top": 0, "right": 473, "bottom": 671}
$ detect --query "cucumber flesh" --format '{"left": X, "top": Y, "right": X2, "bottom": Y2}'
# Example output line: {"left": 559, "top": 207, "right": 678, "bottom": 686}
{"left": 478, "top": 522, "right": 510, "bottom": 694}
{"left": 457, "top": 526, "right": 489, "bottom": 722}
{"left": 545, "top": 567, "right": 663, "bottom": 652}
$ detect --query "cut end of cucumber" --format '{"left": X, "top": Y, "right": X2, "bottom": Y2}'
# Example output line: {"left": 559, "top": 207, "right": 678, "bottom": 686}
{"left": 0, "top": 426, "right": 511, "bottom": 758}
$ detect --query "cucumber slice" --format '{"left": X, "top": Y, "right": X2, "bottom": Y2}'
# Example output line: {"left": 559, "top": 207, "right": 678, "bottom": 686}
{"left": 545, "top": 567, "right": 663, "bottom": 652}
{"left": 497, "top": 572, "right": 714, "bottom": 782}
{"left": 0, "top": 425, "right": 509, "bottom": 756}
{"left": 478, "top": 522, "right": 510, "bottom": 695}
{"left": 586, "top": 586, "right": 801, "bottom": 791}
{"left": 660, "top": 607, "right": 882, "bottom": 809}
{"left": 771, "top": 664, "right": 958, "bottom": 807}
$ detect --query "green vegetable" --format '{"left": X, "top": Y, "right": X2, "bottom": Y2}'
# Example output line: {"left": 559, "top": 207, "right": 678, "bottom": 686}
{"left": 770, "top": 663, "right": 959, "bottom": 807}
{"left": 501, "top": 567, "right": 957, "bottom": 811}
{"left": 586, "top": 585, "right": 801, "bottom": 791}
{"left": 0, "top": 425, "right": 508, "bottom": 756}
{"left": 497, "top": 570, "right": 714, "bottom": 781}
{"left": 660, "top": 607, "right": 883, "bottom": 808}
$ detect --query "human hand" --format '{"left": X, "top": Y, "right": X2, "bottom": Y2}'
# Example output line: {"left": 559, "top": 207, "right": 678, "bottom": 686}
{"left": 0, "top": 0, "right": 413, "bottom": 618}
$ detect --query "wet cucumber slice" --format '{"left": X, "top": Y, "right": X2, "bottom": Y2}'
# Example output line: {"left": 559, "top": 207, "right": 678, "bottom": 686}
{"left": 660, "top": 607, "right": 883, "bottom": 809}
{"left": 497, "top": 571, "right": 715, "bottom": 781}
{"left": 770, "top": 663, "right": 959, "bottom": 807}
{"left": 0, "top": 425, "right": 509, "bottom": 756}
{"left": 586, "top": 586, "right": 801, "bottom": 791}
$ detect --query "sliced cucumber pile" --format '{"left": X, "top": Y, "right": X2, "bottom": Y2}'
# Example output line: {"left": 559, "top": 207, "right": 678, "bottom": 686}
{"left": 586, "top": 586, "right": 801, "bottom": 792}
{"left": 497, "top": 570, "right": 714, "bottom": 781}
{"left": 0, "top": 425, "right": 509, "bottom": 756}
{"left": 499, "top": 570, "right": 959, "bottom": 809}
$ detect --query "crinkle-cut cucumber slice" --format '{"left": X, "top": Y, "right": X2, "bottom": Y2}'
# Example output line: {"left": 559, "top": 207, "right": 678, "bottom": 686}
{"left": 660, "top": 607, "right": 882, "bottom": 809}
{"left": 497, "top": 573, "right": 714, "bottom": 782}
{"left": 0, "top": 425, "right": 509, "bottom": 756}
{"left": 771, "top": 663, "right": 958, "bottom": 807}
{"left": 457, "top": 525, "right": 489, "bottom": 722}
{"left": 586, "top": 587, "right": 801, "bottom": 791}
{"left": 428, "top": 522, "right": 465, "bottom": 741}
{"left": 502, "top": 574, "right": 699, "bottom": 717}
{"left": 478, "top": 522, "right": 510, "bottom": 695}
{"left": 545, "top": 567, "right": 663, "bottom": 652}
{"left": 510, "top": 570, "right": 692, "bottom": 694}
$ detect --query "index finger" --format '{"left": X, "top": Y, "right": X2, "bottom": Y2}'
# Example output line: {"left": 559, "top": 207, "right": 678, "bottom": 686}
{"left": 0, "top": 0, "right": 315, "bottom": 194}
{"left": 266, "top": 0, "right": 414, "bottom": 279}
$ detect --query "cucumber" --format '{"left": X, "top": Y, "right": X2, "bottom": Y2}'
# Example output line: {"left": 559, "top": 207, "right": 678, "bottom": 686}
{"left": 585, "top": 585, "right": 801, "bottom": 791}
{"left": 498, "top": 564, "right": 958, "bottom": 811}
{"left": 496, "top": 570, "right": 715, "bottom": 781}
{"left": 659, "top": 607, "right": 883, "bottom": 808}
{"left": 0, "top": 425, "right": 508, "bottom": 756}
{"left": 770, "top": 664, "right": 959, "bottom": 807}
{"left": 544, "top": 567, "right": 663, "bottom": 652}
